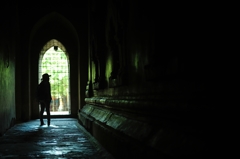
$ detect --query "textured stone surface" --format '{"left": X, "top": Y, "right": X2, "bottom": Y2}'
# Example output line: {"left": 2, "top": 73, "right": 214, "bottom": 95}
{"left": 0, "top": 118, "right": 114, "bottom": 159}
{"left": 79, "top": 104, "right": 216, "bottom": 159}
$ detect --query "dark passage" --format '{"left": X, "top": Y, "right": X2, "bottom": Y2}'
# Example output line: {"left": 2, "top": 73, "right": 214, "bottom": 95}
{"left": 0, "top": 118, "right": 114, "bottom": 158}
{"left": 1, "top": 1, "right": 217, "bottom": 158}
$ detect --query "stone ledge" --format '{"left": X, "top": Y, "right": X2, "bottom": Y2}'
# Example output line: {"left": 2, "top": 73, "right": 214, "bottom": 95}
{"left": 79, "top": 104, "right": 208, "bottom": 158}
{"left": 84, "top": 96, "right": 211, "bottom": 117}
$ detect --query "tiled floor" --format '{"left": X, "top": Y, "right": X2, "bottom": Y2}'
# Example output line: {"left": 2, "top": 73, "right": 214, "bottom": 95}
{"left": 0, "top": 118, "right": 115, "bottom": 159}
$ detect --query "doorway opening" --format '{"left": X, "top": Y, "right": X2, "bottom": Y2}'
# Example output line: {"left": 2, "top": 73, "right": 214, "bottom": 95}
{"left": 39, "top": 39, "right": 70, "bottom": 115}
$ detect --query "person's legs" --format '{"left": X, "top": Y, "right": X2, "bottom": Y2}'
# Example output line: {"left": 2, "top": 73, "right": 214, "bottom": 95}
{"left": 46, "top": 102, "right": 51, "bottom": 126}
{"left": 39, "top": 102, "right": 45, "bottom": 125}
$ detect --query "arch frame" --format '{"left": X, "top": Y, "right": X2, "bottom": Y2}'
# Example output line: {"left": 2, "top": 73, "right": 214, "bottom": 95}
{"left": 27, "top": 12, "right": 83, "bottom": 119}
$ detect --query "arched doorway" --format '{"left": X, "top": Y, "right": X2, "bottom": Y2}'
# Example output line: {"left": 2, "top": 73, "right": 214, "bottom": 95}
{"left": 39, "top": 39, "right": 70, "bottom": 115}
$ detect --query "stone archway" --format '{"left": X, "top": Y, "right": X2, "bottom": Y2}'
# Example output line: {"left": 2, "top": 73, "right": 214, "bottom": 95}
{"left": 28, "top": 12, "right": 84, "bottom": 119}
{"left": 39, "top": 39, "right": 70, "bottom": 115}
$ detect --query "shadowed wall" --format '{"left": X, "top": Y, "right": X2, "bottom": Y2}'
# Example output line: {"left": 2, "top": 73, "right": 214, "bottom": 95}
{"left": 0, "top": 0, "right": 18, "bottom": 135}
{"left": 0, "top": 0, "right": 216, "bottom": 158}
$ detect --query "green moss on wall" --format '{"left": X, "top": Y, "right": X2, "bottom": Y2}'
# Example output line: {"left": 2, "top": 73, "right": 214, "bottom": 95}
{"left": 105, "top": 55, "right": 113, "bottom": 81}
{"left": 0, "top": 48, "right": 16, "bottom": 136}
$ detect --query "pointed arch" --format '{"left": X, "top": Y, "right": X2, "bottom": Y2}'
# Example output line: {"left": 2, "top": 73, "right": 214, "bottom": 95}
{"left": 29, "top": 12, "right": 79, "bottom": 43}
{"left": 39, "top": 39, "right": 70, "bottom": 115}
{"left": 28, "top": 11, "right": 86, "bottom": 119}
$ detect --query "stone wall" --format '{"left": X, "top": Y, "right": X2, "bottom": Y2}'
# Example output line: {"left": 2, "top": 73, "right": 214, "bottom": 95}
{"left": 79, "top": 0, "right": 215, "bottom": 158}
{"left": 0, "top": 0, "right": 18, "bottom": 136}
{"left": 79, "top": 80, "right": 213, "bottom": 158}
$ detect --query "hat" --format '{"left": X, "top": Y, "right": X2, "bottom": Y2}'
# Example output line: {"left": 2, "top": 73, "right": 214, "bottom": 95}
{"left": 42, "top": 73, "right": 51, "bottom": 80}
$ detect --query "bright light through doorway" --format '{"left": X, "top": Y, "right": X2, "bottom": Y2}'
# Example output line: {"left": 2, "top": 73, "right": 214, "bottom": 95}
{"left": 39, "top": 44, "right": 70, "bottom": 115}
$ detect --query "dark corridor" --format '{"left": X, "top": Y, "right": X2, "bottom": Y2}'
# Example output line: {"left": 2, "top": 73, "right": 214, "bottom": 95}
{"left": 0, "top": 0, "right": 218, "bottom": 158}
{"left": 0, "top": 118, "right": 114, "bottom": 158}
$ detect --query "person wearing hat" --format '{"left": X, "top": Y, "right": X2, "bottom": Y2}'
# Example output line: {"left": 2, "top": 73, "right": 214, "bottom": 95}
{"left": 37, "top": 73, "right": 52, "bottom": 126}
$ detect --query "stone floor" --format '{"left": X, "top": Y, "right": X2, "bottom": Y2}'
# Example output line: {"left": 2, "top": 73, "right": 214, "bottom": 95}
{"left": 0, "top": 118, "right": 115, "bottom": 159}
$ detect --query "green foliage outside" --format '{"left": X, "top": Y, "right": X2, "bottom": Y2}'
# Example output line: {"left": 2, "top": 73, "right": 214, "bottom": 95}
{"left": 41, "top": 47, "right": 69, "bottom": 99}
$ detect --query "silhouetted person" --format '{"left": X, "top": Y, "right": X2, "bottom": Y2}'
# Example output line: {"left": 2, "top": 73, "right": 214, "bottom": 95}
{"left": 37, "top": 73, "right": 52, "bottom": 126}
